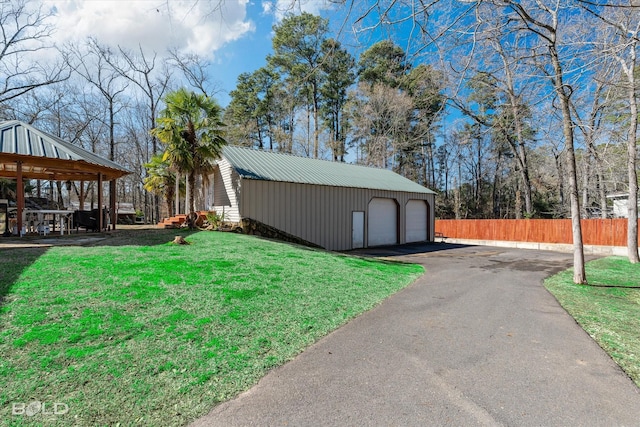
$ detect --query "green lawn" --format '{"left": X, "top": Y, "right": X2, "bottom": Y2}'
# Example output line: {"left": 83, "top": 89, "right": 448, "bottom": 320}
{"left": 545, "top": 256, "right": 640, "bottom": 387}
{"left": 0, "top": 230, "right": 423, "bottom": 426}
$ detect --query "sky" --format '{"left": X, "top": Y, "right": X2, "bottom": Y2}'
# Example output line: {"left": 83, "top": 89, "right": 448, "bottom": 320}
{"left": 42, "top": 0, "right": 357, "bottom": 106}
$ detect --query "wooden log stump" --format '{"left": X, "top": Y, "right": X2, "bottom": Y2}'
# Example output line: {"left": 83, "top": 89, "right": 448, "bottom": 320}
{"left": 172, "top": 235, "right": 190, "bottom": 245}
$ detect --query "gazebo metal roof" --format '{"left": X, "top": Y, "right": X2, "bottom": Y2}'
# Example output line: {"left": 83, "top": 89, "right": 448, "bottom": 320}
{"left": 0, "top": 120, "right": 130, "bottom": 181}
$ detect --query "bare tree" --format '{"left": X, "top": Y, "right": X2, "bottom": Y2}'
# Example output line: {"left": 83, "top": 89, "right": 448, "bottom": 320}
{"left": 348, "top": 83, "right": 414, "bottom": 169}
{"left": 570, "top": 77, "right": 611, "bottom": 219}
{"left": 0, "top": 0, "right": 70, "bottom": 104}
{"left": 103, "top": 45, "right": 172, "bottom": 223}
{"left": 69, "top": 38, "right": 129, "bottom": 228}
{"left": 492, "top": 39, "right": 535, "bottom": 217}
{"left": 445, "top": 8, "right": 538, "bottom": 217}
{"left": 167, "top": 48, "right": 221, "bottom": 97}
{"left": 112, "top": 47, "right": 171, "bottom": 153}
{"left": 493, "top": 1, "right": 587, "bottom": 283}
{"left": 580, "top": 1, "right": 640, "bottom": 262}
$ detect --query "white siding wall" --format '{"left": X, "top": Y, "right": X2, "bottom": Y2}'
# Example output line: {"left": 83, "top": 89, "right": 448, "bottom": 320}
{"left": 211, "top": 160, "right": 241, "bottom": 222}
{"left": 613, "top": 199, "right": 640, "bottom": 218}
{"left": 238, "top": 179, "right": 435, "bottom": 251}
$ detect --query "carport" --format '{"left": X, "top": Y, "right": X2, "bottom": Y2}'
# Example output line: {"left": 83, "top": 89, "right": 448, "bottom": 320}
{"left": 0, "top": 120, "right": 130, "bottom": 235}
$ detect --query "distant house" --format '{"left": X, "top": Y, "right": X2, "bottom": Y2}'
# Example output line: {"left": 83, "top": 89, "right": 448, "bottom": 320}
{"left": 607, "top": 193, "right": 640, "bottom": 218}
{"left": 210, "top": 146, "right": 436, "bottom": 251}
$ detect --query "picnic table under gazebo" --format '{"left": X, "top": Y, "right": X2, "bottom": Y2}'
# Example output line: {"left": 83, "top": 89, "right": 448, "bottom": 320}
{"left": 0, "top": 120, "right": 130, "bottom": 236}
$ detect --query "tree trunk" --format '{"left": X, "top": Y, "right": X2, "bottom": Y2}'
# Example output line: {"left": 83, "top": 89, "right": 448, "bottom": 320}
{"left": 553, "top": 150, "right": 565, "bottom": 214}
{"left": 551, "top": 46, "right": 587, "bottom": 284}
{"left": 184, "top": 173, "right": 190, "bottom": 215}
{"left": 175, "top": 171, "right": 180, "bottom": 216}
{"left": 580, "top": 89, "right": 608, "bottom": 219}
{"left": 492, "top": 155, "right": 501, "bottom": 218}
{"left": 306, "top": 105, "right": 311, "bottom": 156}
{"left": 188, "top": 172, "right": 197, "bottom": 213}
{"left": 598, "top": 168, "right": 608, "bottom": 219}
{"left": 56, "top": 181, "right": 63, "bottom": 206}
{"left": 108, "top": 97, "right": 117, "bottom": 229}
{"left": 454, "top": 178, "right": 461, "bottom": 220}
{"left": 165, "top": 182, "right": 175, "bottom": 218}
{"left": 257, "top": 117, "right": 263, "bottom": 149}
{"left": 515, "top": 189, "right": 522, "bottom": 220}
{"left": 289, "top": 108, "right": 295, "bottom": 154}
{"left": 584, "top": 133, "right": 608, "bottom": 219}
{"left": 625, "top": 47, "right": 639, "bottom": 263}
{"left": 427, "top": 133, "right": 436, "bottom": 188}
{"left": 582, "top": 154, "right": 591, "bottom": 216}
{"left": 313, "top": 82, "right": 319, "bottom": 158}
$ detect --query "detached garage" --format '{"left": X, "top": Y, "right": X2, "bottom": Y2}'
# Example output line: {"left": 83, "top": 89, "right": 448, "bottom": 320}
{"left": 211, "top": 146, "right": 435, "bottom": 251}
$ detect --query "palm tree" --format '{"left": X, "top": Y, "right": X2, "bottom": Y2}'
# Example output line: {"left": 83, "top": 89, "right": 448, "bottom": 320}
{"left": 152, "top": 88, "right": 227, "bottom": 214}
{"left": 143, "top": 154, "right": 178, "bottom": 217}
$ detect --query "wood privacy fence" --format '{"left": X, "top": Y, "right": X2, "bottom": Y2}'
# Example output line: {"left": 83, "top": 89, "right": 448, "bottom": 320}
{"left": 435, "top": 219, "right": 640, "bottom": 247}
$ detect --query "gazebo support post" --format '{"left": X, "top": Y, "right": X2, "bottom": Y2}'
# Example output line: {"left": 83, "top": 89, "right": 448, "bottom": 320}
{"left": 109, "top": 179, "right": 116, "bottom": 231}
{"left": 97, "top": 173, "right": 103, "bottom": 232}
{"left": 16, "top": 161, "right": 24, "bottom": 236}
{"left": 79, "top": 181, "right": 84, "bottom": 211}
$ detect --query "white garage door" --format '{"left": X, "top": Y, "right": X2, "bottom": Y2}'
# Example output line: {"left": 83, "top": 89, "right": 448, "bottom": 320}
{"left": 406, "top": 200, "right": 428, "bottom": 243}
{"left": 368, "top": 198, "right": 398, "bottom": 246}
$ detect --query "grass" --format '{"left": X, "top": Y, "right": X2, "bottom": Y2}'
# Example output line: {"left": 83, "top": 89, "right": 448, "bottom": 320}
{"left": 544, "top": 256, "right": 640, "bottom": 387}
{"left": 0, "top": 230, "right": 423, "bottom": 426}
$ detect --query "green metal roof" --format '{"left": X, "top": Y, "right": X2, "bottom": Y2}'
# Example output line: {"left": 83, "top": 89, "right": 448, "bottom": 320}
{"left": 0, "top": 120, "right": 130, "bottom": 176}
{"left": 220, "top": 145, "right": 435, "bottom": 194}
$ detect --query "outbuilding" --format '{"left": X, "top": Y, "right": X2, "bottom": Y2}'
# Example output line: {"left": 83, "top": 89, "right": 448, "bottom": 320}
{"left": 607, "top": 193, "right": 640, "bottom": 218}
{"left": 0, "top": 120, "right": 130, "bottom": 234}
{"left": 211, "top": 146, "right": 436, "bottom": 251}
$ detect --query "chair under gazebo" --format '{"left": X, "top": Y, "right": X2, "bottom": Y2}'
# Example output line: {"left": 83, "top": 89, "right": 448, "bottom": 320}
{"left": 0, "top": 120, "right": 130, "bottom": 236}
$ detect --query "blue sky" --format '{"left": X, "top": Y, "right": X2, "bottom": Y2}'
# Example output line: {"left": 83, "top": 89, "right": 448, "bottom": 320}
{"left": 44, "top": 0, "right": 405, "bottom": 107}
{"left": 45, "top": 0, "right": 369, "bottom": 106}
{"left": 212, "top": 1, "right": 283, "bottom": 106}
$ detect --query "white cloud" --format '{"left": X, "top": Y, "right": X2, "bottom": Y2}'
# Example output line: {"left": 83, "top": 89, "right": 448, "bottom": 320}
{"left": 262, "top": 1, "right": 273, "bottom": 15}
{"left": 261, "top": 0, "right": 333, "bottom": 22}
{"left": 46, "top": 0, "right": 254, "bottom": 57}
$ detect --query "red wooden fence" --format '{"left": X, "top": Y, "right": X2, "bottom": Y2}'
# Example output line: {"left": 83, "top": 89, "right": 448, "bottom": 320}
{"left": 435, "top": 219, "right": 640, "bottom": 246}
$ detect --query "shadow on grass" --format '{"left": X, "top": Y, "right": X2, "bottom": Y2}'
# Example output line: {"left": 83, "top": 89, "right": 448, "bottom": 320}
{"left": 0, "top": 246, "right": 49, "bottom": 308}
{"left": 0, "top": 228, "right": 199, "bottom": 308}
{"left": 84, "top": 228, "right": 199, "bottom": 247}
{"left": 580, "top": 283, "right": 640, "bottom": 289}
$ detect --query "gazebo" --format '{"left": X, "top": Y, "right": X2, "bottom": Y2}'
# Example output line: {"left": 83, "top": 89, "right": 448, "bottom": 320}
{"left": 0, "top": 120, "right": 130, "bottom": 235}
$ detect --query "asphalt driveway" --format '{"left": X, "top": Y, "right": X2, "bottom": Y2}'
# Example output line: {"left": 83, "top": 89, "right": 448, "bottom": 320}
{"left": 192, "top": 244, "right": 640, "bottom": 426}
